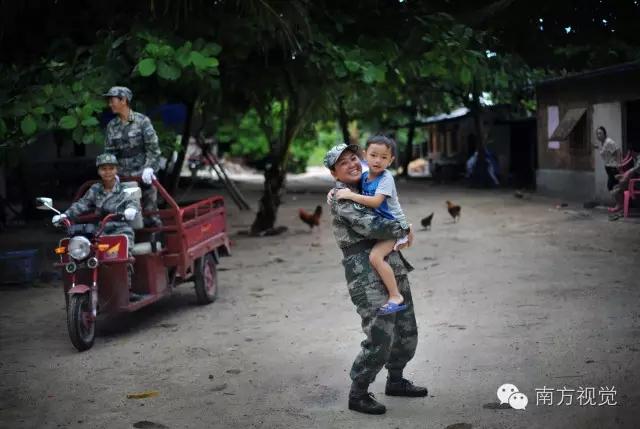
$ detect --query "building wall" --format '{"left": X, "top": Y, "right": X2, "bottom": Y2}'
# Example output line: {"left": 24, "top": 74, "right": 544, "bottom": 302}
{"left": 536, "top": 69, "right": 640, "bottom": 201}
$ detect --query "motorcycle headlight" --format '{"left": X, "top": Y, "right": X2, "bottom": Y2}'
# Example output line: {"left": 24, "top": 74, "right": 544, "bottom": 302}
{"left": 68, "top": 236, "right": 91, "bottom": 260}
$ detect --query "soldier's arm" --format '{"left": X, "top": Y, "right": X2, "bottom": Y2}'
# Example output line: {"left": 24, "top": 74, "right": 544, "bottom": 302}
{"left": 334, "top": 200, "right": 408, "bottom": 240}
{"left": 141, "top": 117, "right": 161, "bottom": 172}
{"left": 64, "top": 185, "right": 98, "bottom": 220}
{"left": 104, "top": 122, "right": 116, "bottom": 154}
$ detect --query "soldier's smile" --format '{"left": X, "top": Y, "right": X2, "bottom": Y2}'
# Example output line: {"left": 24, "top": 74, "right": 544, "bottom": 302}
{"left": 332, "top": 152, "right": 362, "bottom": 185}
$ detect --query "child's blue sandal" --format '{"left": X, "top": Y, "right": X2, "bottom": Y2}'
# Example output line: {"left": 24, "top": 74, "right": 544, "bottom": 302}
{"left": 377, "top": 302, "right": 407, "bottom": 315}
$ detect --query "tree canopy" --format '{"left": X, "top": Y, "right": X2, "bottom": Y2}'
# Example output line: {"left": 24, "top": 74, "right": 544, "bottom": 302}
{"left": 1, "top": 0, "right": 639, "bottom": 229}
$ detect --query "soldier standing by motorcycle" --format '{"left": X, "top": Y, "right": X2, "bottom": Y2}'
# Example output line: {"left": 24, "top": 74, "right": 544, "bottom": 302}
{"left": 103, "top": 86, "right": 162, "bottom": 227}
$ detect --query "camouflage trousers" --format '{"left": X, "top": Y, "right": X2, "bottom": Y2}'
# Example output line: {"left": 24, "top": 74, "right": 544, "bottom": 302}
{"left": 141, "top": 183, "right": 162, "bottom": 227}
{"left": 348, "top": 275, "right": 418, "bottom": 385}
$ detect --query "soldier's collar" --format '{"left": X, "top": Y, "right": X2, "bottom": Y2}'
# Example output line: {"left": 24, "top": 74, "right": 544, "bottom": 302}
{"left": 126, "top": 109, "right": 135, "bottom": 123}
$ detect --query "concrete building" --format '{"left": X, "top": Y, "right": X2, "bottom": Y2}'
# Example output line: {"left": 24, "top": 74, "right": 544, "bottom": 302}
{"left": 535, "top": 61, "right": 640, "bottom": 202}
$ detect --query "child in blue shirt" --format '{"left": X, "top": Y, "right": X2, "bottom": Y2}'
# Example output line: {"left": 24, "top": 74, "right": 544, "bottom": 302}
{"left": 335, "top": 136, "right": 410, "bottom": 315}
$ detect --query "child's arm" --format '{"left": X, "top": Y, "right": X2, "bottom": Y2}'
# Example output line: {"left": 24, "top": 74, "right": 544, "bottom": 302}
{"left": 334, "top": 188, "right": 385, "bottom": 208}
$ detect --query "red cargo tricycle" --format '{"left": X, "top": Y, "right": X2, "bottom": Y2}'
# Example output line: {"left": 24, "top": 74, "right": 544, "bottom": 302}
{"left": 36, "top": 178, "right": 231, "bottom": 351}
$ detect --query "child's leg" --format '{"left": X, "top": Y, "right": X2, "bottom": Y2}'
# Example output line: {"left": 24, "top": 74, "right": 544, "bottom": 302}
{"left": 369, "top": 240, "right": 403, "bottom": 304}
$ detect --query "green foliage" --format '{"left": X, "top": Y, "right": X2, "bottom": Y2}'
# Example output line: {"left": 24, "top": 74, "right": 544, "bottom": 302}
{"left": 134, "top": 34, "right": 220, "bottom": 85}
{"left": 0, "top": 44, "right": 121, "bottom": 148}
{"left": 217, "top": 106, "right": 340, "bottom": 172}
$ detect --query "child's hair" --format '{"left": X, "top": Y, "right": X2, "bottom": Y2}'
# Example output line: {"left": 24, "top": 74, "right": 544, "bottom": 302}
{"left": 597, "top": 126, "right": 607, "bottom": 137}
{"left": 365, "top": 135, "right": 396, "bottom": 156}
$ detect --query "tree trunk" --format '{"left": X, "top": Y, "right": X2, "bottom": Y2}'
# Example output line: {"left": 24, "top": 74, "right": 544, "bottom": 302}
{"left": 250, "top": 159, "right": 287, "bottom": 234}
{"left": 338, "top": 98, "right": 350, "bottom": 144}
{"left": 400, "top": 105, "right": 418, "bottom": 177}
{"left": 165, "top": 100, "right": 195, "bottom": 195}
{"left": 469, "top": 90, "right": 491, "bottom": 187}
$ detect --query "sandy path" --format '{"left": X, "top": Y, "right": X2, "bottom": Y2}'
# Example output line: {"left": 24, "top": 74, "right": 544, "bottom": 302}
{"left": 1, "top": 179, "right": 639, "bottom": 428}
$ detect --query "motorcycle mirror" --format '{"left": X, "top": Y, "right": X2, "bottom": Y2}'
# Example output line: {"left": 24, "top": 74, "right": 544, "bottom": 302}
{"left": 36, "top": 197, "right": 62, "bottom": 214}
{"left": 35, "top": 197, "right": 53, "bottom": 210}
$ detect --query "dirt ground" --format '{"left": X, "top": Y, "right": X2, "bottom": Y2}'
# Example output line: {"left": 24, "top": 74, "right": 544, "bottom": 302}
{"left": 1, "top": 175, "right": 639, "bottom": 429}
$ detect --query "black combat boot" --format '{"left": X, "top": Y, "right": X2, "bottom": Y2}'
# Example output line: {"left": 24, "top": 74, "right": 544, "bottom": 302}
{"left": 348, "top": 391, "right": 386, "bottom": 414}
{"left": 385, "top": 377, "right": 429, "bottom": 397}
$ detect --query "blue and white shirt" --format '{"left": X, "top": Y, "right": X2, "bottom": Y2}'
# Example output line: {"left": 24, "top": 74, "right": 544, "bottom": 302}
{"left": 360, "top": 170, "right": 408, "bottom": 228}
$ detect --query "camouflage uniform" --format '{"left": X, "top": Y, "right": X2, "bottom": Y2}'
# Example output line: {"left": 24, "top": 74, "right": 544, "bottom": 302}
{"left": 103, "top": 87, "right": 161, "bottom": 226}
{"left": 63, "top": 181, "right": 138, "bottom": 253}
{"left": 330, "top": 189, "right": 418, "bottom": 386}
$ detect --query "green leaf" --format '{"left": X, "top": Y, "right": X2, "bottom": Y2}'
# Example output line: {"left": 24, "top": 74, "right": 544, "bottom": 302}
{"left": 344, "top": 60, "right": 360, "bottom": 72}
{"left": 137, "top": 58, "right": 157, "bottom": 76}
{"left": 82, "top": 132, "right": 94, "bottom": 144}
{"left": 363, "top": 65, "right": 385, "bottom": 84}
{"left": 145, "top": 43, "right": 160, "bottom": 56}
{"left": 189, "top": 51, "right": 207, "bottom": 68}
{"left": 21, "top": 115, "right": 37, "bottom": 136}
{"left": 157, "top": 61, "right": 181, "bottom": 80}
{"left": 59, "top": 115, "right": 78, "bottom": 130}
{"left": 460, "top": 67, "right": 472, "bottom": 85}
{"left": 204, "top": 57, "right": 219, "bottom": 68}
{"left": 176, "top": 47, "right": 191, "bottom": 68}
{"left": 72, "top": 82, "right": 82, "bottom": 92}
{"left": 81, "top": 117, "right": 99, "bottom": 127}
{"left": 81, "top": 104, "right": 95, "bottom": 118}
{"left": 333, "top": 62, "right": 347, "bottom": 78}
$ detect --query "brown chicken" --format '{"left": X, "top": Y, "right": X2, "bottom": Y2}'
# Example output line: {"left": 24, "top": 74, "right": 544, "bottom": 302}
{"left": 446, "top": 200, "right": 461, "bottom": 222}
{"left": 299, "top": 205, "right": 322, "bottom": 229}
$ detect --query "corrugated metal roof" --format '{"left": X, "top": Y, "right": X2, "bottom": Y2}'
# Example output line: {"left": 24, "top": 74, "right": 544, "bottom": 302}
{"left": 537, "top": 61, "right": 640, "bottom": 88}
{"left": 420, "top": 107, "right": 470, "bottom": 124}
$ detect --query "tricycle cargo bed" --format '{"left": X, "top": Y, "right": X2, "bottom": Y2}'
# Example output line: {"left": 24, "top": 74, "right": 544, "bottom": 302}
{"left": 72, "top": 178, "right": 231, "bottom": 279}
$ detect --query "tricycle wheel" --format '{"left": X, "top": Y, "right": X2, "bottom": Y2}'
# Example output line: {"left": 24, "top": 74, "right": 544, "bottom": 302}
{"left": 67, "top": 293, "right": 95, "bottom": 351}
{"left": 194, "top": 253, "right": 218, "bottom": 304}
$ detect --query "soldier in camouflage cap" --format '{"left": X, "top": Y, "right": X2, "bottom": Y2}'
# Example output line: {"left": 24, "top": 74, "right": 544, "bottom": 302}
{"left": 95, "top": 153, "right": 118, "bottom": 167}
{"left": 103, "top": 85, "right": 162, "bottom": 227}
{"left": 103, "top": 86, "right": 133, "bottom": 102}
{"left": 325, "top": 143, "right": 427, "bottom": 415}
{"left": 323, "top": 143, "right": 361, "bottom": 169}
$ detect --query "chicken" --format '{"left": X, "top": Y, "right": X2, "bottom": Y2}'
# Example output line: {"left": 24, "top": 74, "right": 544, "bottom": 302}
{"left": 420, "top": 212, "right": 434, "bottom": 230}
{"left": 299, "top": 205, "right": 322, "bottom": 229}
{"left": 446, "top": 200, "right": 461, "bottom": 222}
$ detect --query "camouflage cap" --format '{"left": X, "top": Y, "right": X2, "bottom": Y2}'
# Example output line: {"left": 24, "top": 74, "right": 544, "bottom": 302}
{"left": 96, "top": 153, "right": 119, "bottom": 167}
{"left": 102, "top": 86, "right": 133, "bottom": 102}
{"left": 323, "top": 143, "right": 360, "bottom": 169}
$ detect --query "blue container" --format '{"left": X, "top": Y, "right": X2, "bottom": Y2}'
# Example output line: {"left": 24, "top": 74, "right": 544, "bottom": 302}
{"left": 0, "top": 249, "right": 40, "bottom": 284}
